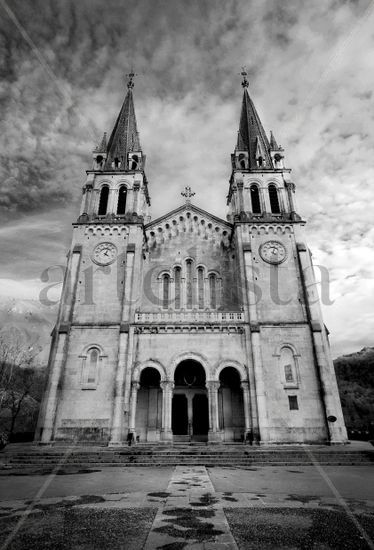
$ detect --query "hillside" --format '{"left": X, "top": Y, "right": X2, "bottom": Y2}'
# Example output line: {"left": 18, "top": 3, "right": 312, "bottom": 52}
{"left": 0, "top": 296, "right": 58, "bottom": 365}
{"left": 334, "top": 346, "right": 374, "bottom": 439}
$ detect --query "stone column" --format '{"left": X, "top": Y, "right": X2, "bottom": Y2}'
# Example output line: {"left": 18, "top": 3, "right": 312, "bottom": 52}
{"left": 285, "top": 181, "right": 296, "bottom": 214}
{"left": 298, "top": 243, "right": 347, "bottom": 443}
{"left": 240, "top": 380, "right": 252, "bottom": 442}
{"left": 109, "top": 187, "right": 118, "bottom": 215}
{"left": 133, "top": 183, "right": 140, "bottom": 214}
{"left": 207, "top": 381, "right": 221, "bottom": 441}
{"left": 237, "top": 181, "right": 244, "bottom": 213}
{"left": 91, "top": 188, "right": 100, "bottom": 215}
{"left": 161, "top": 381, "right": 174, "bottom": 441}
{"left": 61, "top": 248, "right": 81, "bottom": 324}
{"left": 251, "top": 327, "right": 267, "bottom": 442}
{"left": 262, "top": 185, "right": 271, "bottom": 213}
{"left": 80, "top": 185, "right": 90, "bottom": 215}
{"left": 126, "top": 188, "right": 134, "bottom": 215}
{"left": 106, "top": 187, "right": 113, "bottom": 214}
{"left": 129, "top": 381, "right": 140, "bottom": 434}
{"left": 109, "top": 248, "right": 136, "bottom": 445}
{"left": 39, "top": 333, "right": 68, "bottom": 443}
{"left": 37, "top": 247, "right": 81, "bottom": 443}
{"left": 243, "top": 248, "right": 262, "bottom": 443}
{"left": 108, "top": 331, "right": 129, "bottom": 445}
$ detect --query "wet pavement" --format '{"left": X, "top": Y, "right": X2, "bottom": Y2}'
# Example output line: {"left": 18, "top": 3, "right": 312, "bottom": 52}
{"left": 0, "top": 464, "right": 373, "bottom": 549}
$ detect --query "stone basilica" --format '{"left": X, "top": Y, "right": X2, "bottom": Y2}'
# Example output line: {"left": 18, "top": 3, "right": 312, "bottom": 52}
{"left": 36, "top": 71, "right": 347, "bottom": 446}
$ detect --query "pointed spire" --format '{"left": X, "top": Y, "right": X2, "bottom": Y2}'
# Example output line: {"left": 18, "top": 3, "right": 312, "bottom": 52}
{"left": 94, "top": 132, "right": 107, "bottom": 153}
{"left": 269, "top": 130, "right": 279, "bottom": 150}
{"left": 105, "top": 72, "right": 142, "bottom": 170}
{"left": 236, "top": 69, "right": 273, "bottom": 170}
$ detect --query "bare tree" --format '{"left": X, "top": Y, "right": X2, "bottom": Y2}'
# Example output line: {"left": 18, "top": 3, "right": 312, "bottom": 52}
{"left": 0, "top": 331, "right": 45, "bottom": 438}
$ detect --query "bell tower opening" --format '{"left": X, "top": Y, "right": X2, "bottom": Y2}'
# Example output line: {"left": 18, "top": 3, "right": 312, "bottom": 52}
{"left": 172, "top": 360, "right": 208, "bottom": 442}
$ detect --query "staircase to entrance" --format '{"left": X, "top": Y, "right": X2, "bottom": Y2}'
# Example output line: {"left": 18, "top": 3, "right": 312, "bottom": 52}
{"left": 1, "top": 443, "right": 373, "bottom": 471}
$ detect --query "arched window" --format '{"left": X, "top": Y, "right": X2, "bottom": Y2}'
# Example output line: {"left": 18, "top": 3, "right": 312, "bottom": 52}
{"left": 269, "top": 184, "right": 280, "bottom": 214}
{"left": 174, "top": 266, "right": 181, "bottom": 309}
{"left": 209, "top": 274, "right": 217, "bottom": 309}
{"left": 129, "top": 154, "right": 139, "bottom": 170}
{"left": 197, "top": 267, "right": 204, "bottom": 309}
{"left": 250, "top": 185, "right": 261, "bottom": 214}
{"left": 162, "top": 274, "right": 170, "bottom": 309}
{"left": 238, "top": 153, "right": 248, "bottom": 170}
{"left": 82, "top": 347, "right": 100, "bottom": 387}
{"left": 117, "top": 185, "right": 127, "bottom": 215}
{"left": 279, "top": 346, "right": 298, "bottom": 387}
{"left": 186, "top": 259, "right": 193, "bottom": 309}
{"left": 98, "top": 186, "right": 109, "bottom": 215}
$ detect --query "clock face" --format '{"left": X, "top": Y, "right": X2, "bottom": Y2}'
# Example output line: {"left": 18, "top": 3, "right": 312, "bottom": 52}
{"left": 92, "top": 242, "right": 117, "bottom": 266}
{"left": 259, "top": 241, "right": 287, "bottom": 264}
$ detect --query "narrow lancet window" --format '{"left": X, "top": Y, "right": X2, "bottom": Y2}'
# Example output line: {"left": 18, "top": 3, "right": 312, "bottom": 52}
{"left": 117, "top": 186, "right": 127, "bottom": 215}
{"left": 98, "top": 186, "right": 109, "bottom": 215}
{"left": 280, "top": 346, "right": 298, "bottom": 387}
{"left": 186, "top": 260, "right": 193, "bottom": 309}
{"left": 174, "top": 267, "right": 181, "bottom": 309}
{"left": 209, "top": 274, "right": 217, "bottom": 309}
{"left": 250, "top": 185, "right": 261, "bottom": 214}
{"left": 269, "top": 184, "right": 280, "bottom": 214}
{"left": 162, "top": 275, "right": 170, "bottom": 309}
{"left": 84, "top": 347, "right": 99, "bottom": 385}
{"left": 197, "top": 267, "right": 204, "bottom": 309}
{"left": 284, "top": 364, "right": 294, "bottom": 382}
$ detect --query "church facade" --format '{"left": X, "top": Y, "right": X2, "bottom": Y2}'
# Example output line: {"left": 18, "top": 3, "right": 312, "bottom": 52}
{"left": 36, "top": 72, "right": 347, "bottom": 446}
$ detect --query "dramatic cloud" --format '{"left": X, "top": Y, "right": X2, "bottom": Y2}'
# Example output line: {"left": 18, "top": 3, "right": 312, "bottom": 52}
{"left": 0, "top": 0, "right": 373, "bottom": 356}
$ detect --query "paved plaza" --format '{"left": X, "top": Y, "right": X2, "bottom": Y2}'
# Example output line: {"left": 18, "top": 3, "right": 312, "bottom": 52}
{"left": 0, "top": 461, "right": 373, "bottom": 549}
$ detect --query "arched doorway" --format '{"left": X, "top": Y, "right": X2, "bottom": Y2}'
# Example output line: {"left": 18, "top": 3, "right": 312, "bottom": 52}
{"left": 218, "top": 367, "right": 245, "bottom": 442}
{"left": 172, "top": 360, "right": 208, "bottom": 442}
{"left": 135, "top": 367, "right": 162, "bottom": 442}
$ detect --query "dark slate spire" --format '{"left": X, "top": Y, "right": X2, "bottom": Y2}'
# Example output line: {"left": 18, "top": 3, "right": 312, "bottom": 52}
{"left": 105, "top": 72, "right": 142, "bottom": 170}
{"left": 94, "top": 132, "right": 107, "bottom": 153}
{"left": 236, "top": 69, "right": 273, "bottom": 170}
{"left": 269, "top": 130, "right": 279, "bottom": 150}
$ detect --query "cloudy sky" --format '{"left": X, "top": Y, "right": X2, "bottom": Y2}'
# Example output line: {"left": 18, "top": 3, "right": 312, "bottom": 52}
{"left": 0, "top": 0, "right": 373, "bottom": 357}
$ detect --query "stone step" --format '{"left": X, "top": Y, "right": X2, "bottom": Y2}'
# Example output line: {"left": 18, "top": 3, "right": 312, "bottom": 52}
{"left": 1, "top": 445, "right": 373, "bottom": 470}
{"left": 4, "top": 451, "right": 372, "bottom": 459}
{"left": 2, "top": 456, "right": 373, "bottom": 468}
{"left": 1, "top": 462, "right": 372, "bottom": 471}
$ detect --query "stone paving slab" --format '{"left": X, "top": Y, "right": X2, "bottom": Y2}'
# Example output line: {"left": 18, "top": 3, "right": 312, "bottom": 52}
{"left": 144, "top": 466, "right": 238, "bottom": 549}
{"left": 1, "top": 491, "right": 373, "bottom": 513}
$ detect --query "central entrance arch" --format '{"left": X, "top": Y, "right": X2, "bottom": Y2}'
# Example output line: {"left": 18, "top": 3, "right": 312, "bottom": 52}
{"left": 172, "top": 359, "right": 209, "bottom": 442}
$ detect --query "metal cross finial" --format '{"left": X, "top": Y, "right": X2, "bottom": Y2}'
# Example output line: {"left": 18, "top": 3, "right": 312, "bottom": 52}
{"left": 181, "top": 186, "right": 195, "bottom": 204}
{"left": 126, "top": 69, "right": 138, "bottom": 89}
{"left": 240, "top": 66, "right": 249, "bottom": 88}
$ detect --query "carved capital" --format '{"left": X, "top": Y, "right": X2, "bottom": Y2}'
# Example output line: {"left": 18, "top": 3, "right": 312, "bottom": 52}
{"left": 160, "top": 381, "right": 174, "bottom": 392}
{"left": 285, "top": 181, "right": 296, "bottom": 193}
{"left": 206, "top": 380, "right": 220, "bottom": 392}
{"left": 240, "top": 380, "right": 250, "bottom": 393}
{"left": 131, "top": 381, "right": 140, "bottom": 392}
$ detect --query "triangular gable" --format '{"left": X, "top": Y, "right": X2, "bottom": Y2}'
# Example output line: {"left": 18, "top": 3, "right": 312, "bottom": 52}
{"left": 145, "top": 203, "right": 233, "bottom": 249}
{"left": 145, "top": 203, "right": 232, "bottom": 232}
